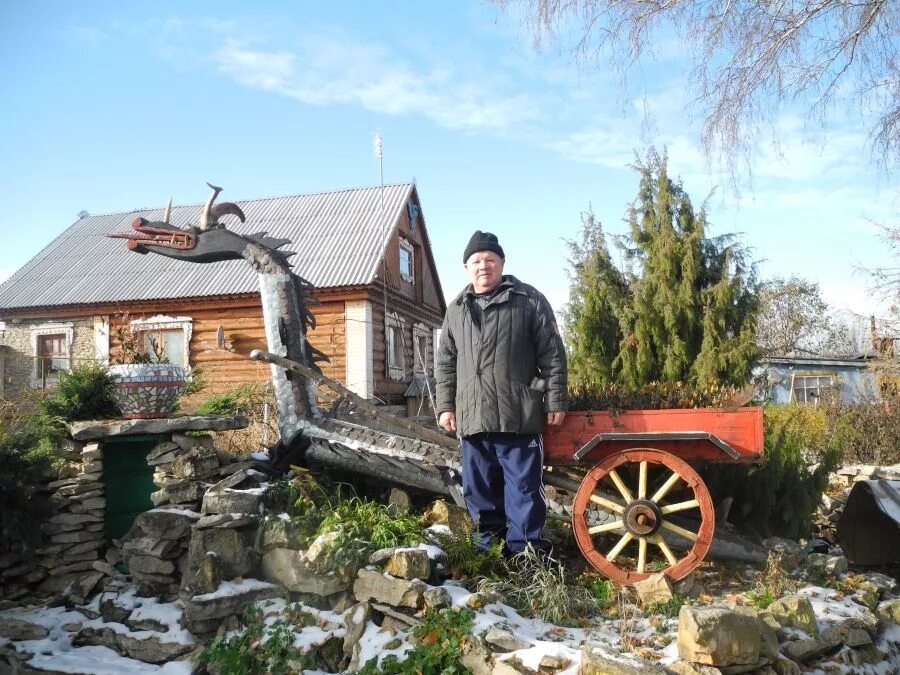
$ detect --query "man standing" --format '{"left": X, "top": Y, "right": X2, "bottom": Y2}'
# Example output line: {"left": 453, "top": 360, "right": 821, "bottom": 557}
{"left": 436, "top": 231, "right": 567, "bottom": 556}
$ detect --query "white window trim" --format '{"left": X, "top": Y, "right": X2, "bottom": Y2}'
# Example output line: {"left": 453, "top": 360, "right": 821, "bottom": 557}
{"left": 30, "top": 322, "right": 74, "bottom": 387}
{"left": 412, "top": 322, "right": 430, "bottom": 374}
{"left": 385, "top": 312, "right": 406, "bottom": 381}
{"left": 129, "top": 315, "right": 193, "bottom": 368}
{"left": 399, "top": 237, "right": 415, "bottom": 284}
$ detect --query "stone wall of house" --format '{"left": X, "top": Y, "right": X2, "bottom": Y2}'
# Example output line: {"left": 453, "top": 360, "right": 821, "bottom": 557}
{"left": 1, "top": 316, "right": 98, "bottom": 396}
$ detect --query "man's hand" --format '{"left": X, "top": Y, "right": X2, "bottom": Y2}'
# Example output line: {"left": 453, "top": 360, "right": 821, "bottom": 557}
{"left": 439, "top": 411, "right": 457, "bottom": 432}
{"left": 546, "top": 411, "right": 566, "bottom": 426}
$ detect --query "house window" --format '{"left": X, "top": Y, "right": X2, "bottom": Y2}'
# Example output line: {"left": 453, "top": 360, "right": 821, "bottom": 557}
{"left": 129, "top": 315, "right": 192, "bottom": 368}
{"left": 141, "top": 329, "right": 186, "bottom": 367}
{"left": 385, "top": 313, "right": 406, "bottom": 381}
{"left": 792, "top": 375, "right": 835, "bottom": 405}
{"left": 38, "top": 335, "right": 68, "bottom": 381}
{"left": 30, "top": 321, "right": 74, "bottom": 388}
{"left": 399, "top": 238, "right": 414, "bottom": 283}
{"left": 413, "top": 323, "right": 430, "bottom": 374}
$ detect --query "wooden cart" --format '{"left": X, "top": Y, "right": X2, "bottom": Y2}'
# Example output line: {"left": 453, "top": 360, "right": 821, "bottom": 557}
{"left": 542, "top": 407, "right": 764, "bottom": 584}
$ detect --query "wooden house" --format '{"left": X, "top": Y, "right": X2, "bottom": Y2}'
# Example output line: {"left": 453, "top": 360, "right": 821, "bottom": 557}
{"left": 0, "top": 183, "right": 446, "bottom": 407}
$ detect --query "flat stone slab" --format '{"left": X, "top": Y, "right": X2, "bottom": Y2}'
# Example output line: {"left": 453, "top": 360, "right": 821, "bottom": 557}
{"left": 68, "top": 415, "right": 249, "bottom": 440}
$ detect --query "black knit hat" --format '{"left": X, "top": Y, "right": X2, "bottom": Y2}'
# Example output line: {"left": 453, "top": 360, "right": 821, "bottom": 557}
{"left": 463, "top": 230, "right": 505, "bottom": 263}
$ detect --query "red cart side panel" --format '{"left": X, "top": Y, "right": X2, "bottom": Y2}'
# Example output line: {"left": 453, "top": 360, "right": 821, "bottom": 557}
{"left": 543, "top": 407, "right": 764, "bottom": 465}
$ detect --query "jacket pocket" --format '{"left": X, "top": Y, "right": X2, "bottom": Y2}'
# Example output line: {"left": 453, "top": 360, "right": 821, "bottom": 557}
{"left": 519, "top": 383, "right": 544, "bottom": 435}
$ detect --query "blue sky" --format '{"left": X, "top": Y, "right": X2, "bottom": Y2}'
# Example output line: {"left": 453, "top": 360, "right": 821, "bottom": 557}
{"left": 2, "top": 1, "right": 898, "bottom": 326}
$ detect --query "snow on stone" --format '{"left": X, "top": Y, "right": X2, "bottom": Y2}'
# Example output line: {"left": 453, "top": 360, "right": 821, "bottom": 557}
{"left": 799, "top": 585, "right": 875, "bottom": 631}
{"left": 193, "top": 578, "right": 276, "bottom": 601}
{"left": 352, "top": 619, "right": 413, "bottom": 669}
{"left": 28, "top": 645, "right": 192, "bottom": 674}
{"left": 151, "top": 506, "right": 201, "bottom": 518}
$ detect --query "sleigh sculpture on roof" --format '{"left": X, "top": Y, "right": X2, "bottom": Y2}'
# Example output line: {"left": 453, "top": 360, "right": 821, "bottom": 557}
{"left": 113, "top": 184, "right": 766, "bottom": 585}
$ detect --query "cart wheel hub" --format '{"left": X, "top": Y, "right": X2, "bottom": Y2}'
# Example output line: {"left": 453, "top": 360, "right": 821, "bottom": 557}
{"left": 624, "top": 499, "right": 662, "bottom": 536}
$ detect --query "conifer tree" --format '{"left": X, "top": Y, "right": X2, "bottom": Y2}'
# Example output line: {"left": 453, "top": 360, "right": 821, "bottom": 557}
{"left": 564, "top": 149, "right": 759, "bottom": 389}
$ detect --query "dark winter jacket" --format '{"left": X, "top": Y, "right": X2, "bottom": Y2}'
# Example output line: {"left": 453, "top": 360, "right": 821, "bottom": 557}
{"left": 436, "top": 275, "right": 568, "bottom": 437}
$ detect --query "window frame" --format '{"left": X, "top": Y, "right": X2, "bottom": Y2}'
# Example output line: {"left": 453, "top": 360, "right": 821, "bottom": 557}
{"left": 384, "top": 312, "right": 406, "bottom": 381}
{"left": 30, "top": 322, "right": 74, "bottom": 388}
{"left": 412, "top": 323, "right": 430, "bottom": 375}
{"left": 398, "top": 237, "right": 415, "bottom": 284}
{"left": 791, "top": 374, "right": 836, "bottom": 406}
{"left": 129, "top": 315, "right": 193, "bottom": 368}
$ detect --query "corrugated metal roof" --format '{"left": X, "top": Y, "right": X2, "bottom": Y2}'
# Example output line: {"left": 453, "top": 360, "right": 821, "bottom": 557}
{"left": 0, "top": 183, "right": 416, "bottom": 310}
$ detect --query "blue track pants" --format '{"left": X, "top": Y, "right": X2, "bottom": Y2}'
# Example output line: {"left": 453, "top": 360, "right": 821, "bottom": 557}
{"left": 461, "top": 432, "right": 550, "bottom": 554}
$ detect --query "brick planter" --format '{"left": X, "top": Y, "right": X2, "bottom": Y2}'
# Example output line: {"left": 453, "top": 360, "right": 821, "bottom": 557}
{"left": 108, "top": 364, "right": 188, "bottom": 419}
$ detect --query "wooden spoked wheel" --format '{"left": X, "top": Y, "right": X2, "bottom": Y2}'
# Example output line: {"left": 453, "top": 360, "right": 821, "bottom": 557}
{"left": 572, "top": 449, "right": 715, "bottom": 585}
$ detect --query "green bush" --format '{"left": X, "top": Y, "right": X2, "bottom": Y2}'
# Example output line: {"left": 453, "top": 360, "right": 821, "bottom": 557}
{"left": 826, "top": 396, "right": 900, "bottom": 465}
{"left": 200, "top": 607, "right": 315, "bottom": 674}
{"left": 704, "top": 405, "right": 840, "bottom": 539}
{"left": 315, "top": 496, "right": 424, "bottom": 571}
{"left": 359, "top": 607, "right": 475, "bottom": 675}
{"left": 41, "top": 363, "right": 118, "bottom": 423}
{"left": 431, "top": 525, "right": 506, "bottom": 581}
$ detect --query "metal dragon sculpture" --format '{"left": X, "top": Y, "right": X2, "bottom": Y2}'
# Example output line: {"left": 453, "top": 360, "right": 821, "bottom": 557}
{"left": 110, "top": 184, "right": 326, "bottom": 462}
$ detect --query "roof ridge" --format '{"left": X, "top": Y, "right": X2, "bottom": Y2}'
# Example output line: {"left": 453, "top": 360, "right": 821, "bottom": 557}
{"left": 82, "top": 182, "right": 415, "bottom": 220}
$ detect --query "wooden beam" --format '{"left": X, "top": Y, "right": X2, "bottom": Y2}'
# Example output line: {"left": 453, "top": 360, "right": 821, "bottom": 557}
{"left": 249, "top": 349, "right": 458, "bottom": 452}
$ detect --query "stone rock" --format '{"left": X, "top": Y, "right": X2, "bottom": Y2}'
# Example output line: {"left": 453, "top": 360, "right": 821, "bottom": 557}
{"left": 677, "top": 606, "right": 761, "bottom": 666}
{"left": 257, "top": 517, "right": 308, "bottom": 551}
{"left": 423, "top": 587, "right": 452, "bottom": 610}
{"left": 843, "top": 605, "right": 879, "bottom": 634}
{"left": 134, "top": 509, "right": 198, "bottom": 540}
{"left": 92, "top": 561, "right": 123, "bottom": 577}
{"left": 384, "top": 549, "right": 430, "bottom": 581}
{"left": 493, "top": 658, "right": 535, "bottom": 674}
{"left": 205, "top": 467, "right": 263, "bottom": 494}
{"left": 805, "top": 553, "right": 848, "bottom": 576}
{"left": 148, "top": 441, "right": 180, "bottom": 460}
{"left": 581, "top": 643, "right": 669, "bottom": 674}
{"left": 853, "top": 587, "right": 880, "bottom": 610}
{"left": 64, "top": 570, "right": 105, "bottom": 604}
{"left": 172, "top": 446, "right": 220, "bottom": 480}
{"left": 343, "top": 601, "right": 373, "bottom": 654}
{"left": 733, "top": 607, "right": 779, "bottom": 662}
{"left": 388, "top": 487, "right": 411, "bottom": 512}
{"left": 353, "top": 569, "right": 426, "bottom": 608}
{"left": 771, "top": 655, "right": 800, "bottom": 675}
{"left": 768, "top": 595, "right": 817, "bottom": 636}
{"left": 201, "top": 487, "right": 263, "bottom": 516}
{"left": 123, "top": 536, "right": 182, "bottom": 559}
{"left": 860, "top": 571, "right": 897, "bottom": 596}
{"left": 68, "top": 415, "right": 248, "bottom": 441}
{"left": 459, "top": 635, "right": 494, "bottom": 675}
{"left": 665, "top": 662, "right": 722, "bottom": 675}
{"left": 49, "top": 561, "right": 100, "bottom": 576}
{"left": 193, "top": 514, "right": 256, "bottom": 530}
{"left": 128, "top": 556, "right": 175, "bottom": 577}
{"left": 186, "top": 527, "right": 253, "bottom": 580}
{"left": 182, "top": 579, "right": 280, "bottom": 627}
{"left": 50, "top": 530, "right": 103, "bottom": 545}
{"left": 99, "top": 594, "right": 132, "bottom": 624}
{"left": 0, "top": 617, "right": 49, "bottom": 640}
{"left": 50, "top": 513, "right": 102, "bottom": 526}
{"left": 74, "top": 625, "right": 194, "bottom": 664}
{"left": 485, "top": 626, "right": 530, "bottom": 652}
{"left": 306, "top": 531, "right": 341, "bottom": 569}
{"left": 151, "top": 481, "right": 205, "bottom": 507}
{"left": 172, "top": 432, "right": 216, "bottom": 451}
{"left": 877, "top": 598, "right": 900, "bottom": 625}
{"left": 422, "top": 499, "right": 471, "bottom": 531}
{"left": 182, "top": 552, "right": 222, "bottom": 597}
{"left": 844, "top": 627, "right": 873, "bottom": 647}
{"left": 260, "top": 548, "right": 348, "bottom": 596}
{"left": 635, "top": 573, "right": 674, "bottom": 606}
{"left": 780, "top": 634, "right": 839, "bottom": 664}
{"left": 148, "top": 452, "right": 178, "bottom": 466}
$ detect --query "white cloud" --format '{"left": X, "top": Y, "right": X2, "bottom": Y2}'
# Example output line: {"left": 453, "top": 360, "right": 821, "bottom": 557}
{"left": 210, "top": 37, "right": 537, "bottom": 133}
